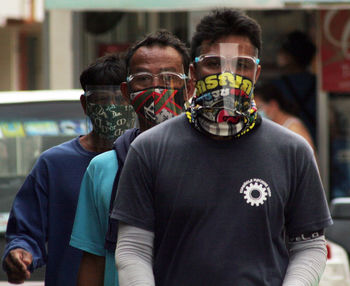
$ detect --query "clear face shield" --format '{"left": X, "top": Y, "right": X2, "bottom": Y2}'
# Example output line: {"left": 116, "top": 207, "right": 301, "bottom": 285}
{"left": 85, "top": 85, "right": 137, "bottom": 142}
{"left": 126, "top": 66, "right": 188, "bottom": 125}
{"left": 193, "top": 43, "right": 260, "bottom": 122}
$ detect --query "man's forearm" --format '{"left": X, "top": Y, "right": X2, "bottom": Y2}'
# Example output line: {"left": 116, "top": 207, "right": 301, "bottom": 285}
{"left": 282, "top": 235, "right": 327, "bottom": 286}
{"left": 115, "top": 223, "right": 155, "bottom": 286}
{"left": 77, "top": 252, "right": 105, "bottom": 286}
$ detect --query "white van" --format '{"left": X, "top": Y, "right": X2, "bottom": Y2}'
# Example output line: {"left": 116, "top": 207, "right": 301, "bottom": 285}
{"left": 0, "top": 89, "right": 84, "bottom": 282}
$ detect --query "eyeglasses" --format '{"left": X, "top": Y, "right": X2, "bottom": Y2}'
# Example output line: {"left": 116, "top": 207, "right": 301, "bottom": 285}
{"left": 195, "top": 54, "right": 260, "bottom": 75}
{"left": 127, "top": 71, "right": 188, "bottom": 90}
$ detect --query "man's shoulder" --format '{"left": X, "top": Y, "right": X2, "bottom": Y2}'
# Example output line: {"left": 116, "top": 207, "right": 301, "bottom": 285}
{"left": 91, "top": 150, "right": 116, "bottom": 161}
{"left": 259, "top": 118, "right": 313, "bottom": 153}
{"left": 41, "top": 137, "right": 78, "bottom": 155}
{"left": 33, "top": 137, "right": 95, "bottom": 172}
{"left": 261, "top": 118, "right": 297, "bottom": 136}
{"left": 33, "top": 138, "right": 79, "bottom": 163}
{"left": 89, "top": 150, "right": 117, "bottom": 168}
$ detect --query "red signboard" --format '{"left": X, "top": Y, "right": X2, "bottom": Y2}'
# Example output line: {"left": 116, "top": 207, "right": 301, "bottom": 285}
{"left": 321, "top": 10, "right": 350, "bottom": 92}
{"left": 98, "top": 43, "right": 130, "bottom": 57}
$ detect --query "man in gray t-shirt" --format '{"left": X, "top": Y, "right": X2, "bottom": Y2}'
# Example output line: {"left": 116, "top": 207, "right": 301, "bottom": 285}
{"left": 113, "top": 9, "right": 332, "bottom": 286}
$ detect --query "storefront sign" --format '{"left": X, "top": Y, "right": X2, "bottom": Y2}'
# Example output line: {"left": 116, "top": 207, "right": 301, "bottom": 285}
{"left": 98, "top": 43, "right": 129, "bottom": 57}
{"left": 24, "top": 121, "right": 59, "bottom": 136}
{"left": 59, "top": 120, "right": 86, "bottom": 135}
{"left": 321, "top": 10, "right": 350, "bottom": 92}
{"left": 0, "top": 122, "right": 25, "bottom": 137}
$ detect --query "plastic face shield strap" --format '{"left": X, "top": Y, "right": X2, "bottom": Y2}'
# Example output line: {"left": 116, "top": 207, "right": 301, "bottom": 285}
{"left": 85, "top": 85, "right": 136, "bottom": 140}
{"left": 194, "top": 43, "right": 259, "bottom": 115}
{"left": 127, "top": 66, "right": 188, "bottom": 125}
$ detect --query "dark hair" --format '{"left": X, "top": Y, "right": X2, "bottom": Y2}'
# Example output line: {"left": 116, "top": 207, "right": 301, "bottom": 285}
{"left": 254, "top": 81, "right": 299, "bottom": 116}
{"left": 125, "top": 30, "right": 190, "bottom": 75}
{"left": 80, "top": 53, "right": 126, "bottom": 91}
{"left": 190, "top": 9, "right": 262, "bottom": 61}
{"left": 280, "top": 30, "right": 316, "bottom": 68}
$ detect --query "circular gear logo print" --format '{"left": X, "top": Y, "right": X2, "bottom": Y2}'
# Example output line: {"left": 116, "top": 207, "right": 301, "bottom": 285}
{"left": 240, "top": 178, "right": 271, "bottom": 207}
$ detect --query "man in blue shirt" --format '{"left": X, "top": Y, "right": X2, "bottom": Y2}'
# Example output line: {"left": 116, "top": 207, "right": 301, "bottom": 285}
{"left": 2, "top": 54, "right": 134, "bottom": 285}
{"left": 70, "top": 30, "right": 192, "bottom": 286}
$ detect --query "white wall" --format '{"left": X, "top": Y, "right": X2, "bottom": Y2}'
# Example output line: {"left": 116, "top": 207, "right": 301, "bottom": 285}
{"left": 0, "top": 27, "right": 19, "bottom": 90}
{"left": 48, "top": 10, "right": 74, "bottom": 89}
{"left": 0, "top": 0, "right": 44, "bottom": 26}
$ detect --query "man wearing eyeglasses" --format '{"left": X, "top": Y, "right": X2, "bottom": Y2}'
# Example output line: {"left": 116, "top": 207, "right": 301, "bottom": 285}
{"left": 69, "top": 30, "right": 191, "bottom": 286}
{"left": 113, "top": 9, "right": 332, "bottom": 286}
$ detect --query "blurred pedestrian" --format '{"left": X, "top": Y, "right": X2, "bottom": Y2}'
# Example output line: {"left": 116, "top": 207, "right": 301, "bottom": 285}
{"left": 69, "top": 30, "right": 192, "bottom": 286}
{"left": 255, "top": 81, "right": 315, "bottom": 152}
{"left": 2, "top": 54, "right": 133, "bottom": 285}
{"left": 273, "top": 30, "right": 317, "bottom": 144}
{"left": 113, "top": 9, "right": 332, "bottom": 286}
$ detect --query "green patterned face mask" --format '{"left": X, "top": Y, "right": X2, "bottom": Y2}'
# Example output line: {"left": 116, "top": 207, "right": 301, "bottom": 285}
{"left": 87, "top": 103, "right": 136, "bottom": 141}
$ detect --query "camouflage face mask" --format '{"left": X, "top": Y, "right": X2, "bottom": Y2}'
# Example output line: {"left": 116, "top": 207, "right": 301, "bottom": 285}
{"left": 87, "top": 103, "right": 135, "bottom": 141}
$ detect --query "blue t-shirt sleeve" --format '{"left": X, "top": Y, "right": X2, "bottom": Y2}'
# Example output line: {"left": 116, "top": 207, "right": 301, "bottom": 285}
{"left": 2, "top": 159, "right": 49, "bottom": 271}
{"left": 70, "top": 165, "right": 105, "bottom": 256}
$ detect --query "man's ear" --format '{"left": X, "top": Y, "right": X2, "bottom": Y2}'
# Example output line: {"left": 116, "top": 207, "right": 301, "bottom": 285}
{"left": 121, "top": 82, "right": 131, "bottom": 104}
{"left": 184, "top": 64, "right": 197, "bottom": 101}
{"left": 255, "top": 65, "right": 261, "bottom": 83}
{"left": 185, "top": 79, "right": 195, "bottom": 101}
{"left": 80, "top": 94, "right": 87, "bottom": 115}
{"left": 189, "top": 63, "right": 197, "bottom": 82}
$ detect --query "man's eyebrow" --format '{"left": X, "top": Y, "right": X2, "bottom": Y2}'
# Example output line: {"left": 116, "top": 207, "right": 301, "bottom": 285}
{"left": 159, "top": 67, "right": 178, "bottom": 72}
{"left": 128, "top": 68, "right": 145, "bottom": 74}
{"left": 130, "top": 66, "right": 180, "bottom": 74}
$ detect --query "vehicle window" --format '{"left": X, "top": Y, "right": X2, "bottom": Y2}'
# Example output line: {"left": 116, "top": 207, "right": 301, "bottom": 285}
{"left": 0, "top": 101, "right": 85, "bottom": 223}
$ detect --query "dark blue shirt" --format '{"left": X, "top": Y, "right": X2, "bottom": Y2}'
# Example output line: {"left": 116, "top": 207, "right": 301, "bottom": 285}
{"left": 2, "top": 137, "right": 98, "bottom": 286}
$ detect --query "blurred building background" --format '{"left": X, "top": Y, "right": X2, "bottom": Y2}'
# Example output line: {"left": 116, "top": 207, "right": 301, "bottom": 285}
{"left": 0, "top": 0, "right": 44, "bottom": 90}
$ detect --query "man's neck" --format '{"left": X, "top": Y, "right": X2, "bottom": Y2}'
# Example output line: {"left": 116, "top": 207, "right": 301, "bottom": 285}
{"left": 138, "top": 119, "right": 154, "bottom": 133}
{"left": 79, "top": 133, "right": 113, "bottom": 153}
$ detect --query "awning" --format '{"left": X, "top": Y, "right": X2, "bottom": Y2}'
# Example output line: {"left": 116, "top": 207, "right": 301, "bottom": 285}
{"left": 45, "top": 0, "right": 350, "bottom": 11}
{"left": 45, "top": 0, "right": 285, "bottom": 11}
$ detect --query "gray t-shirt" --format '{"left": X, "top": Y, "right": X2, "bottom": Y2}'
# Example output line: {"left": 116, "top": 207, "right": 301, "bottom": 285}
{"left": 112, "top": 114, "right": 332, "bottom": 286}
